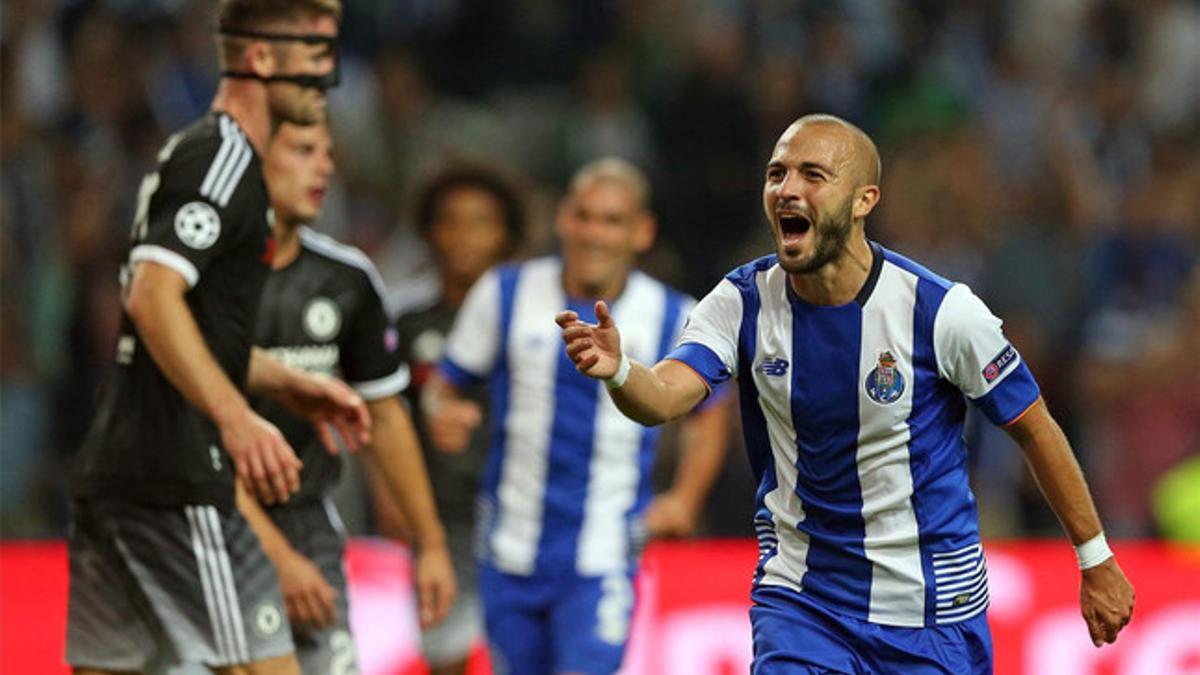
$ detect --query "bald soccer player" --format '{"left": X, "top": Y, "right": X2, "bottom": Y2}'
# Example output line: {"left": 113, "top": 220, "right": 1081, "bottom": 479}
{"left": 558, "top": 114, "right": 1135, "bottom": 673}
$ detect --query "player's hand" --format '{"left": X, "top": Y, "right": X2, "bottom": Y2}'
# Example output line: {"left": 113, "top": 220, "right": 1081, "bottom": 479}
{"left": 426, "top": 398, "right": 483, "bottom": 454}
{"left": 1080, "top": 557, "right": 1135, "bottom": 646}
{"left": 277, "top": 548, "right": 338, "bottom": 629}
{"left": 645, "top": 490, "right": 700, "bottom": 539}
{"left": 414, "top": 543, "right": 457, "bottom": 630}
{"left": 556, "top": 300, "right": 623, "bottom": 380}
{"left": 277, "top": 372, "right": 372, "bottom": 455}
{"left": 220, "top": 408, "right": 303, "bottom": 504}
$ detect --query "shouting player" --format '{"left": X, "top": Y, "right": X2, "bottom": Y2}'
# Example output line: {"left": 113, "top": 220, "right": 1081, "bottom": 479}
{"left": 558, "top": 114, "right": 1136, "bottom": 673}
{"left": 425, "top": 158, "right": 730, "bottom": 675}
{"left": 66, "top": 2, "right": 367, "bottom": 674}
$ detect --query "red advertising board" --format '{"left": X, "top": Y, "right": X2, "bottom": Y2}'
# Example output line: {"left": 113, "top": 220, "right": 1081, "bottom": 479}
{"left": 3, "top": 539, "right": 1198, "bottom": 674}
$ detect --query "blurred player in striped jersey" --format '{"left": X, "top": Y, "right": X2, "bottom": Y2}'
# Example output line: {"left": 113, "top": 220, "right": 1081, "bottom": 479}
{"left": 423, "top": 158, "right": 730, "bottom": 674}
{"left": 558, "top": 114, "right": 1135, "bottom": 673}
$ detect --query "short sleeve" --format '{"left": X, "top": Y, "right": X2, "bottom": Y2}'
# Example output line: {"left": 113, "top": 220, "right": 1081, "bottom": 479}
{"left": 934, "top": 283, "right": 1040, "bottom": 425}
{"left": 440, "top": 268, "right": 501, "bottom": 386}
{"left": 340, "top": 268, "right": 409, "bottom": 401}
{"left": 664, "top": 278, "right": 742, "bottom": 390}
{"left": 130, "top": 124, "right": 256, "bottom": 288}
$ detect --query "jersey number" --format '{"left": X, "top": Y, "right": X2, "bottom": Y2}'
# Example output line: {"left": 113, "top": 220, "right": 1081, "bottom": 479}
{"left": 329, "top": 629, "right": 358, "bottom": 675}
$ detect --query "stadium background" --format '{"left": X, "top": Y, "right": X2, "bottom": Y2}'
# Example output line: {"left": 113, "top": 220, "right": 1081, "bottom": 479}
{"left": 1, "top": 0, "right": 1197, "bottom": 672}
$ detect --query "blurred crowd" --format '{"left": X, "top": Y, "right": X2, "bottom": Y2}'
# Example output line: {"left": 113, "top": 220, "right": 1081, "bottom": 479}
{"left": 3, "top": 0, "right": 1198, "bottom": 540}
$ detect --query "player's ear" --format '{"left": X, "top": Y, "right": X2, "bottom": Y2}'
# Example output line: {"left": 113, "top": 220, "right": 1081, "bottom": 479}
{"left": 632, "top": 213, "right": 656, "bottom": 254}
{"left": 247, "top": 39, "right": 278, "bottom": 79}
{"left": 853, "top": 185, "right": 880, "bottom": 220}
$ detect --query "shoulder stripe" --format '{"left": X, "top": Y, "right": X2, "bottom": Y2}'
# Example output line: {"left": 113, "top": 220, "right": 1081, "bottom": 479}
{"left": 200, "top": 116, "right": 251, "bottom": 208}
{"left": 299, "top": 227, "right": 391, "bottom": 314}
{"left": 207, "top": 138, "right": 249, "bottom": 207}
{"left": 198, "top": 117, "right": 236, "bottom": 198}
{"left": 215, "top": 141, "right": 253, "bottom": 207}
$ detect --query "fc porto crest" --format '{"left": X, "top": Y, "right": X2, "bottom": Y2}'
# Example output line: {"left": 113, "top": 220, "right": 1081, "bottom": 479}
{"left": 865, "top": 350, "right": 905, "bottom": 404}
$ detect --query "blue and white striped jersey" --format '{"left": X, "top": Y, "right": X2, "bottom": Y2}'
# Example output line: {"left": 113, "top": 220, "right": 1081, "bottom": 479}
{"left": 667, "top": 243, "right": 1040, "bottom": 627}
{"left": 440, "top": 256, "right": 694, "bottom": 577}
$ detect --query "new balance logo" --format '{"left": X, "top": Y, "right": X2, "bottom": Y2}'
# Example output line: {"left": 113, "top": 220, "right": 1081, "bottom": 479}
{"left": 759, "top": 358, "right": 789, "bottom": 377}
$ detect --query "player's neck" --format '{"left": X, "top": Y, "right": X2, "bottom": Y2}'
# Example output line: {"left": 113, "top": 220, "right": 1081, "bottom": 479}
{"left": 271, "top": 221, "right": 303, "bottom": 270}
{"left": 211, "top": 80, "right": 271, "bottom": 156}
{"left": 440, "top": 273, "right": 473, "bottom": 310}
{"left": 788, "top": 233, "right": 873, "bottom": 306}
{"left": 561, "top": 268, "right": 628, "bottom": 302}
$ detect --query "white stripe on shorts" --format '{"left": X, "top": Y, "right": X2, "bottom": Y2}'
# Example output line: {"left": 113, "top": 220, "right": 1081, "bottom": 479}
{"left": 204, "top": 506, "right": 251, "bottom": 662}
{"left": 186, "top": 506, "right": 231, "bottom": 661}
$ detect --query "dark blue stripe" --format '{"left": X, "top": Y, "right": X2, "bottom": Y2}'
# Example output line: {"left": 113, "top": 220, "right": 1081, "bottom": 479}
{"left": 722, "top": 261, "right": 780, "bottom": 582}
{"left": 535, "top": 297, "right": 601, "bottom": 573}
{"left": 480, "top": 264, "right": 522, "bottom": 504}
{"left": 664, "top": 342, "right": 729, "bottom": 388}
{"left": 788, "top": 299, "right": 870, "bottom": 618}
{"left": 907, "top": 275, "right": 953, "bottom": 626}
{"left": 973, "top": 361, "right": 1040, "bottom": 425}
{"left": 439, "top": 357, "right": 483, "bottom": 387}
{"left": 906, "top": 275, "right": 987, "bottom": 626}
{"left": 657, "top": 288, "right": 684, "bottom": 361}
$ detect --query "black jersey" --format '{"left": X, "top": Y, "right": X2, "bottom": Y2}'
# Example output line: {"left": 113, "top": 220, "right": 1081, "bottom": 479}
{"left": 397, "top": 298, "right": 489, "bottom": 529}
{"left": 72, "top": 112, "right": 273, "bottom": 511}
{"left": 254, "top": 227, "right": 408, "bottom": 505}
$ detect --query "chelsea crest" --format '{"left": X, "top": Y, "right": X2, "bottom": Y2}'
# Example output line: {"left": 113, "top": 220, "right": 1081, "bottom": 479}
{"left": 865, "top": 350, "right": 905, "bottom": 404}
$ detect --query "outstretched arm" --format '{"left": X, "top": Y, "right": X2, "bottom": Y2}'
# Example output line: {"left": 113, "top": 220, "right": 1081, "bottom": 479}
{"left": 556, "top": 300, "right": 709, "bottom": 426}
{"left": 1003, "top": 397, "right": 1135, "bottom": 646}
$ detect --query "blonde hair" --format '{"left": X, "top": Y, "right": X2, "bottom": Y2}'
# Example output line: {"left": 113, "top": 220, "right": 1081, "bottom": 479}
{"left": 217, "top": 0, "right": 342, "bottom": 68}
{"left": 569, "top": 157, "right": 651, "bottom": 211}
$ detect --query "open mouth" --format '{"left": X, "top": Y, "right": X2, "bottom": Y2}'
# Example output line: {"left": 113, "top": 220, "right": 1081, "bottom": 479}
{"left": 778, "top": 212, "right": 812, "bottom": 239}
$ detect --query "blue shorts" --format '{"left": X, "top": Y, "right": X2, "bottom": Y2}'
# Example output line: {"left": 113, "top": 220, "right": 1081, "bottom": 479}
{"left": 479, "top": 564, "right": 636, "bottom": 675}
{"left": 750, "top": 585, "right": 993, "bottom": 674}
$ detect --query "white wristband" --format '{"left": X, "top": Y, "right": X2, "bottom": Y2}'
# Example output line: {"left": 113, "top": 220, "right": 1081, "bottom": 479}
{"left": 604, "top": 353, "right": 631, "bottom": 390}
{"left": 1075, "top": 532, "right": 1114, "bottom": 570}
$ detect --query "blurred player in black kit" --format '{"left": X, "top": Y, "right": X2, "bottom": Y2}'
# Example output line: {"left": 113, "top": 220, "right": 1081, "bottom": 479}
{"left": 65, "top": 2, "right": 369, "bottom": 674}
{"left": 229, "top": 118, "right": 457, "bottom": 674}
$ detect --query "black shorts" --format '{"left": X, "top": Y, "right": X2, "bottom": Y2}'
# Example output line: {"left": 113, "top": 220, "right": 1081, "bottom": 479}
{"left": 65, "top": 499, "right": 293, "bottom": 671}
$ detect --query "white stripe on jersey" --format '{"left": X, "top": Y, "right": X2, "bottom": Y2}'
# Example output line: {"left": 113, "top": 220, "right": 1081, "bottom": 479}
{"left": 299, "top": 227, "right": 395, "bottom": 320}
{"left": 200, "top": 116, "right": 251, "bottom": 208}
{"left": 130, "top": 244, "right": 200, "bottom": 288}
{"left": 186, "top": 506, "right": 233, "bottom": 662}
{"left": 199, "top": 116, "right": 236, "bottom": 199}
{"left": 577, "top": 272, "right": 676, "bottom": 575}
{"left": 754, "top": 266, "right": 813, "bottom": 594}
{"left": 216, "top": 141, "right": 253, "bottom": 207}
{"left": 488, "top": 259, "right": 562, "bottom": 574}
{"left": 856, "top": 263, "right": 925, "bottom": 626}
